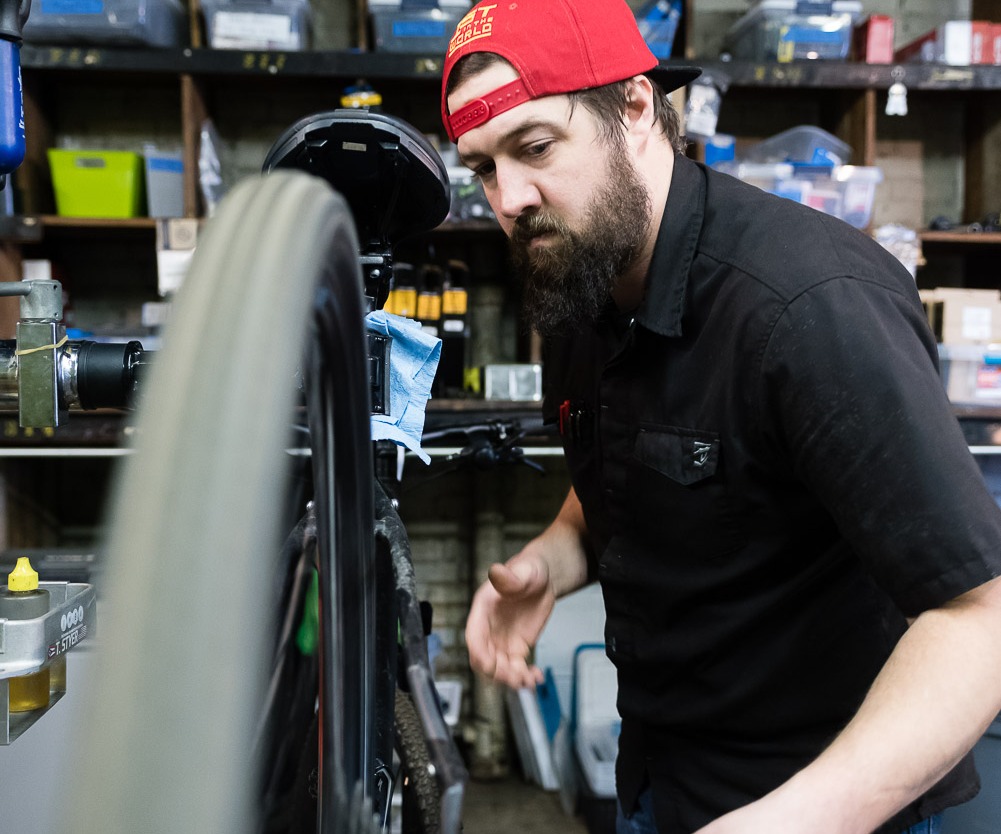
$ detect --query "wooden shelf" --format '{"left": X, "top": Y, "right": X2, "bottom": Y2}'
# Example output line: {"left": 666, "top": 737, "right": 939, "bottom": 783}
{"left": 19, "top": 47, "right": 1001, "bottom": 91}
{"left": 37, "top": 215, "right": 157, "bottom": 229}
{"left": 920, "top": 231, "right": 1001, "bottom": 246}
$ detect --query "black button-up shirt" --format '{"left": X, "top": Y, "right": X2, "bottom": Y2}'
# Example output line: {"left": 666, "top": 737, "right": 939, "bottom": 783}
{"left": 543, "top": 155, "right": 1000, "bottom": 833}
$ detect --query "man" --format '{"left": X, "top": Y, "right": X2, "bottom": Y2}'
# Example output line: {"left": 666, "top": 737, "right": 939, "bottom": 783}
{"left": 441, "top": 1, "right": 1001, "bottom": 833}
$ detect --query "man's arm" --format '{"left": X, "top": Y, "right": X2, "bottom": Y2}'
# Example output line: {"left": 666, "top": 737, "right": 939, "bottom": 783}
{"left": 697, "top": 573, "right": 1001, "bottom": 834}
{"left": 465, "top": 486, "right": 592, "bottom": 689}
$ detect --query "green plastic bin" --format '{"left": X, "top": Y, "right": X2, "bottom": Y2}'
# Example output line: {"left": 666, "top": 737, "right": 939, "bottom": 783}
{"left": 48, "top": 149, "right": 146, "bottom": 218}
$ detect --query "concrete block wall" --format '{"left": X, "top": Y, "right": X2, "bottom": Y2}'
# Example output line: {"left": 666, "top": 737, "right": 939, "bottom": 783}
{"left": 399, "top": 459, "right": 571, "bottom": 694}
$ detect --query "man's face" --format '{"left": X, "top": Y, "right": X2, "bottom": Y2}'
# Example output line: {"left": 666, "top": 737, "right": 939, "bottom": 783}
{"left": 449, "top": 63, "right": 652, "bottom": 336}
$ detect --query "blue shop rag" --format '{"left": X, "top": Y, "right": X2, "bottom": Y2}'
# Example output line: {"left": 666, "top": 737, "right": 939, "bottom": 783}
{"left": 366, "top": 310, "right": 441, "bottom": 464}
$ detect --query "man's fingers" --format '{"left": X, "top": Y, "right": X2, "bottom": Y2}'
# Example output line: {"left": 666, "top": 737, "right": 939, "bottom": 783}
{"left": 487, "top": 560, "right": 539, "bottom": 597}
{"left": 493, "top": 651, "right": 537, "bottom": 690}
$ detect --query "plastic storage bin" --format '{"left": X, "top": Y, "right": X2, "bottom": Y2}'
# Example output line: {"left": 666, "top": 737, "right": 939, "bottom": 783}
{"left": 369, "top": 0, "right": 470, "bottom": 54}
{"left": 48, "top": 149, "right": 145, "bottom": 218}
{"left": 202, "top": 0, "right": 312, "bottom": 49}
{"left": 723, "top": 0, "right": 862, "bottom": 62}
{"left": 743, "top": 125, "right": 851, "bottom": 167}
{"left": 573, "top": 645, "right": 619, "bottom": 799}
{"left": 144, "top": 151, "right": 184, "bottom": 218}
{"left": 573, "top": 645, "right": 619, "bottom": 834}
{"left": 22, "top": 0, "right": 187, "bottom": 47}
{"left": 937, "top": 344, "right": 1001, "bottom": 405}
{"left": 714, "top": 161, "right": 882, "bottom": 228}
{"left": 635, "top": 0, "right": 683, "bottom": 60}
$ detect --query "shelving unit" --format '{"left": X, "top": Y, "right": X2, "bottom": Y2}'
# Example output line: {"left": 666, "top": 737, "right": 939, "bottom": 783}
{"left": 0, "top": 26, "right": 999, "bottom": 465}
{"left": 4, "top": 49, "right": 998, "bottom": 278}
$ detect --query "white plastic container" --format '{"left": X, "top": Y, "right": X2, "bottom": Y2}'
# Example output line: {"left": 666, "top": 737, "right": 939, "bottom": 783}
{"left": 723, "top": 0, "right": 863, "bottom": 62}
{"left": 573, "top": 645, "right": 619, "bottom": 799}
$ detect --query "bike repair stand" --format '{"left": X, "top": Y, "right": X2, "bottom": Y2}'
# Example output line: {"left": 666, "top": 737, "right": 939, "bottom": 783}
{"left": 0, "top": 0, "right": 30, "bottom": 192}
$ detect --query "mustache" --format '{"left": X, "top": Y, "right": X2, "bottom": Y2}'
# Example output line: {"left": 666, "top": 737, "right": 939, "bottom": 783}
{"left": 511, "top": 212, "right": 572, "bottom": 245}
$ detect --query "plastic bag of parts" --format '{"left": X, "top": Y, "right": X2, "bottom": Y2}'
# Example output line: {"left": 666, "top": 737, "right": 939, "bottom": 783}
{"left": 198, "top": 119, "right": 227, "bottom": 217}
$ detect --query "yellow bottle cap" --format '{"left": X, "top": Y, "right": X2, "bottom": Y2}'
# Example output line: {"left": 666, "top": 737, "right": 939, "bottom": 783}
{"left": 8, "top": 557, "right": 39, "bottom": 592}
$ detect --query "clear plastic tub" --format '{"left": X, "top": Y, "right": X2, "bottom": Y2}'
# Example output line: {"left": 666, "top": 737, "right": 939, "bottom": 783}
{"left": 937, "top": 345, "right": 1001, "bottom": 405}
{"left": 714, "top": 161, "right": 882, "bottom": 228}
{"left": 202, "top": 0, "right": 312, "bottom": 50}
{"left": 723, "top": 0, "right": 862, "bottom": 62}
{"left": 744, "top": 125, "right": 852, "bottom": 167}
{"left": 369, "top": 0, "right": 469, "bottom": 54}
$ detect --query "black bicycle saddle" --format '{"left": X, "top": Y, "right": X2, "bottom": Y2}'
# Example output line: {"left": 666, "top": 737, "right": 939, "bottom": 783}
{"left": 262, "top": 109, "right": 450, "bottom": 253}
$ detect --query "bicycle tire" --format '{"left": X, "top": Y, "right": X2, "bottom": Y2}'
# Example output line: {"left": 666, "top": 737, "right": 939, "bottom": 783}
{"left": 395, "top": 689, "right": 443, "bottom": 834}
{"left": 62, "top": 171, "right": 377, "bottom": 834}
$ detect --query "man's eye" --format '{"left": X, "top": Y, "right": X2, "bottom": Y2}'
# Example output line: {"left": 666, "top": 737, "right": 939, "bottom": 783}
{"left": 525, "top": 141, "right": 553, "bottom": 158}
{"left": 474, "top": 161, "right": 496, "bottom": 179}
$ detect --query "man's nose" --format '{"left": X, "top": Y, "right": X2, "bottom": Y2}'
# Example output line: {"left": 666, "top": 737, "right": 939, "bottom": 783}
{"left": 493, "top": 164, "right": 542, "bottom": 221}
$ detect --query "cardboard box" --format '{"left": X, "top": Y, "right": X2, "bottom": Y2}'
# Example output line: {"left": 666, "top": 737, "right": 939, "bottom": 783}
{"left": 920, "top": 288, "right": 1001, "bottom": 345}
{"left": 853, "top": 14, "right": 894, "bottom": 64}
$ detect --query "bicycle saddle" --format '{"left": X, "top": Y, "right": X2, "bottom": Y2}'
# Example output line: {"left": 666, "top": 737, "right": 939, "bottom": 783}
{"left": 262, "top": 109, "right": 450, "bottom": 254}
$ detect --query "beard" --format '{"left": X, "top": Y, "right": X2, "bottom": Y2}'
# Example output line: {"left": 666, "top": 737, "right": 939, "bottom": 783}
{"left": 509, "top": 150, "right": 652, "bottom": 338}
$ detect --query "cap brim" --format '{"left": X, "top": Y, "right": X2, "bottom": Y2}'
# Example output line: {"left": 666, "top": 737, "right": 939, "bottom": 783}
{"left": 645, "top": 64, "right": 703, "bottom": 94}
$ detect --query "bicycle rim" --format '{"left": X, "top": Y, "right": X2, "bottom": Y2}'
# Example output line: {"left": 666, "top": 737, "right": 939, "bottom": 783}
{"left": 62, "top": 171, "right": 375, "bottom": 834}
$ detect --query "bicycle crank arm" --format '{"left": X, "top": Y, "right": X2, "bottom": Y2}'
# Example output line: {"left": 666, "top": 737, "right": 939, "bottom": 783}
{"left": 373, "top": 482, "right": 469, "bottom": 834}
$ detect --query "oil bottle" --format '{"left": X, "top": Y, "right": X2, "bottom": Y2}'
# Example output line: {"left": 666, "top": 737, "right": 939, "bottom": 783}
{"left": 1, "top": 557, "right": 51, "bottom": 712}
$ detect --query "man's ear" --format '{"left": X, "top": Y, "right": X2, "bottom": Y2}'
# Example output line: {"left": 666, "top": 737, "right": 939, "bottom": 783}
{"left": 623, "top": 75, "right": 658, "bottom": 144}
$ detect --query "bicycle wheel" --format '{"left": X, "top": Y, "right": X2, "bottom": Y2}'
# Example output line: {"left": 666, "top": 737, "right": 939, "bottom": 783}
{"left": 395, "top": 689, "right": 442, "bottom": 834}
{"left": 62, "top": 170, "right": 377, "bottom": 834}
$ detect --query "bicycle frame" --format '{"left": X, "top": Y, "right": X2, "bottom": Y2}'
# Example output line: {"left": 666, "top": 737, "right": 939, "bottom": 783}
{"left": 2, "top": 97, "right": 465, "bottom": 833}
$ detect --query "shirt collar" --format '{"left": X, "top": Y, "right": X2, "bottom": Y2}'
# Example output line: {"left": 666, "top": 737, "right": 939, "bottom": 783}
{"left": 634, "top": 154, "right": 706, "bottom": 338}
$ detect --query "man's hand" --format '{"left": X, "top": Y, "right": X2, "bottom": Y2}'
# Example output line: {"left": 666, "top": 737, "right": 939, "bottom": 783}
{"left": 465, "top": 553, "right": 556, "bottom": 689}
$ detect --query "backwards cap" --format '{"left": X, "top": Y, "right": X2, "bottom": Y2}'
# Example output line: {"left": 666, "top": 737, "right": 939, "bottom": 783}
{"left": 441, "top": 0, "right": 701, "bottom": 143}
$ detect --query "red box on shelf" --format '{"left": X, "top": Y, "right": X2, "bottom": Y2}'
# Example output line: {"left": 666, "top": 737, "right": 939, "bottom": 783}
{"left": 853, "top": 14, "right": 894, "bottom": 64}
{"left": 993, "top": 24, "right": 1001, "bottom": 65}
{"left": 971, "top": 20, "right": 994, "bottom": 64}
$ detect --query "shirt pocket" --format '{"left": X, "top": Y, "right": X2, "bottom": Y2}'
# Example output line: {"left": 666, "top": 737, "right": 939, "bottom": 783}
{"left": 633, "top": 425, "right": 720, "bottom": 485}
{"left": 625, "top": 425, "right": 743, "bottom": 557}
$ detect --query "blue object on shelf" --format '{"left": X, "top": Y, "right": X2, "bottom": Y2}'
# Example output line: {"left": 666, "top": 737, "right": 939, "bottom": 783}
{"left": 636, "top": 0, "right": 682, "bottom": 59}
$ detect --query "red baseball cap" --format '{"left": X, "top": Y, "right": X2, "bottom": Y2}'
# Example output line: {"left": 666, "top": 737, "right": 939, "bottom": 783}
{"left": 441, "top": 0, "right": 702, "bottom": 142}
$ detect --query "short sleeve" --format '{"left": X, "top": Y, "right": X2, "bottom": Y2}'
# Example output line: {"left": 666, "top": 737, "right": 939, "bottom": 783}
{"left": 760, "top": 275, "right": 1001, "bottom": 616}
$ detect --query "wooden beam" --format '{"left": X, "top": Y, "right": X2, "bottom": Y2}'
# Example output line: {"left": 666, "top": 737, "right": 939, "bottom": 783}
{"left": 0, "top": 244, "right": 23, "bottom": 339}
{"left": 964, "top": 92, "right": 1001, "bottom": 224}
{"left": 181, "top": 75, "right": 209, "bottom": 219}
